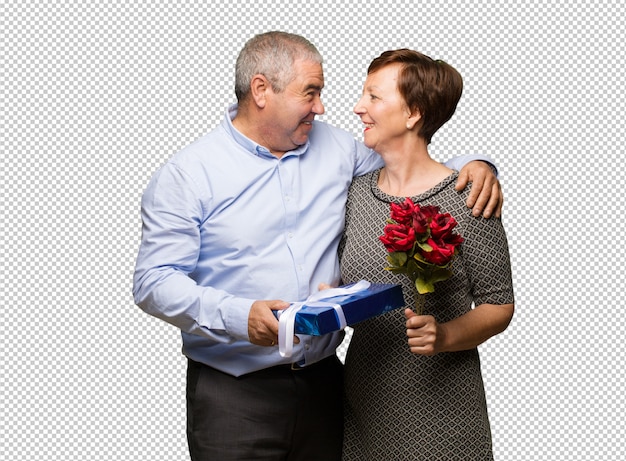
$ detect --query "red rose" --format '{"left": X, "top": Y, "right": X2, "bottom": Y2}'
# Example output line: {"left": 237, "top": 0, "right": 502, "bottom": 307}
{"left": 379, "top": 223, "right": 416, "bottom": 252}
{"left": 430, "top": 213, "right": 461, "bottom": 240}
{"left": 380, "top": 199, "right": 464, "bottom": 294}
{"left": 411, "top": 209, "right": 429, "bottom": 236}
{"left": 420, "top": 237, "right": 457, "bottom": 265}
{"left": 419, "top": 205, "right": 440, "bottom": 221}
{"left": 389, "top": 199, "right": 415, "bottom": 225}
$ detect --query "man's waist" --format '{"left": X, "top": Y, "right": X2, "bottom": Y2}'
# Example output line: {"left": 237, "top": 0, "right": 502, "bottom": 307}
{"left": 188, "top": 353, "right": 341, "bottom": 378}
{"left": 182, "top": 332, "right": 343, "bottom": 377}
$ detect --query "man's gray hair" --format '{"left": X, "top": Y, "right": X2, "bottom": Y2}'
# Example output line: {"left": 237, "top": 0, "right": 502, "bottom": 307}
{"left": 235, "top": 31, "right": 323, "bottom": 102}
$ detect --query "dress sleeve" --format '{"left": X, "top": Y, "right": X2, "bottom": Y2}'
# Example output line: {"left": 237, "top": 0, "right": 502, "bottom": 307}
{"left": 460, "top": 213, "right": 514, "bottom": 306}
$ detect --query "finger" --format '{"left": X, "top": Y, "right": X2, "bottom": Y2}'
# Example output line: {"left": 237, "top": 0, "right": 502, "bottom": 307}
{"left": 407, "top": 335, "right": 426, "bottom": 346}
{"left": 454, "top": 168, "right": 469, "bottom": 191}
{"left": 248, "top": 301, "right": 284, "bottom": 346}
{"left": 408, "top": 343, "right": 436, "bottom": 356}
{"left": 266, "top": 335, "right": 299, "bottom": 347}
{"left": 407, "top": 336, "right": 426, "bottom": 349}
{"left": 406, "top": 315, "right": 428, "bottom": 330}
{"left": 407, "top": 332, "right": 436, "bottom": 355}
{"left": 270, "top": 301, "right": 291, "bottom": 311}
{"left": 470, "top": 177, "right": 493, "bottom": 217}
{"left": 465, "top": 174, "right": 485, "bottom": 211}
{"left": 480, "top": 182, "right": 500, "bottom": 219}
{"left": 494, "top": 185, "right": 504, "bottom": 218}
{"left": 404, "top": 308, "right": 418, "bottom": 320}
{"left": 266, "top": 332, "right": 300, "bottom": 348}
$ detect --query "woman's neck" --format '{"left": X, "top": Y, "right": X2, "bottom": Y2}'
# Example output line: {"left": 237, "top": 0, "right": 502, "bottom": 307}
{"left": 378, "top": 148, "right": 453, "bottom": 197}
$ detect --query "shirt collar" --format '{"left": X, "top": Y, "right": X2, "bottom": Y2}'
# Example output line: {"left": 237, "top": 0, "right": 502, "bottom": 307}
{"left": 223, "top": 103, "right": 310, "bottom": 159}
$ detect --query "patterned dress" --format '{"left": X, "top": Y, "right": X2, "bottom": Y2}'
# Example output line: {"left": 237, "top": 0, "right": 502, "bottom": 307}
{"left": 340, "top": 169, "right": 514, "bottom": 461}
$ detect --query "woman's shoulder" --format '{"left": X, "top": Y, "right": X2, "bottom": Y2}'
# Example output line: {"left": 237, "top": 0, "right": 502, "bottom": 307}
{"left": 347, "top": 169, "right": 379, "bottom": 203}
{"left": 421, "top": 174, "right": 478, "bottom": 222}
{"left": 351, "top": 169, "right": 379, "bottom": 188}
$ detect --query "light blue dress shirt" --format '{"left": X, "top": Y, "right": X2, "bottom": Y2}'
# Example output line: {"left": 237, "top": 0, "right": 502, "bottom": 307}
{"left": 133, "top": 104, "right": 493, "bottom": 376}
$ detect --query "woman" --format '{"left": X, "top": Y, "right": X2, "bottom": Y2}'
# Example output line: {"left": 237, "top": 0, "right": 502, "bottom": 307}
{"left": 340, "top": 49, "right": 515, "bottom": 460}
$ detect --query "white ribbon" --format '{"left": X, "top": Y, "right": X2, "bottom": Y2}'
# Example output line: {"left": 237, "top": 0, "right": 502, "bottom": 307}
{"left": 277, "top": 280, "right": 371, "bottom": 358}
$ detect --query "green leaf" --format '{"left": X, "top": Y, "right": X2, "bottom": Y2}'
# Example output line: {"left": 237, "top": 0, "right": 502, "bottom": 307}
{"left": 415, "top": 277, "right": 435, "bottom": 294}
{"left": 430, "top": 268, "right": 453, "bottom": 283}
{"left": 385, "top": 267, "right": 407, "bottom": 275}
{"left": 387, "top": 252, "right": 407, "bottom": 267}
{"left": 406, "top": 258, "right": 421, "bottom": 276}
{"left": 417, "top": 241, "right": 433, "bottom": 252}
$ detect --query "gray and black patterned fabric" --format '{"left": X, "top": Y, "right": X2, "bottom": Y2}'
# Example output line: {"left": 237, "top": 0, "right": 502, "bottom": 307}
{"left": 340, "top": 169, "right": 514, "bottom": 461}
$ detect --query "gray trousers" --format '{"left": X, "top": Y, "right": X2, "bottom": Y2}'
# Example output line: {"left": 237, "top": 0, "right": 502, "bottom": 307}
{"left": 186, "top": 355, "right": 344, "bottom": 461}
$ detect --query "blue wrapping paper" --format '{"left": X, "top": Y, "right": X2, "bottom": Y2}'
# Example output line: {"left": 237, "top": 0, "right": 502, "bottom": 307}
{"left": 286, "top": 282, "right": 405, "bottom": 336}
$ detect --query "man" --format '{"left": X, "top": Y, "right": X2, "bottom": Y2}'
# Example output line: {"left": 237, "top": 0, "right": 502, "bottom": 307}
{"left": 133, "top": 31, "right": 502, "bottom": 461}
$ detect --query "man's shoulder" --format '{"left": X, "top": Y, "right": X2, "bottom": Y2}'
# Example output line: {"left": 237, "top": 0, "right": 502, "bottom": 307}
{"left": 310, "top": 120, "right": 355, "bottom": 142}
{"left": 308, "top": 120, "right": 372, "bottom": 163}
{"left": 168, "top": 126, "right": 228, "bottom": 165}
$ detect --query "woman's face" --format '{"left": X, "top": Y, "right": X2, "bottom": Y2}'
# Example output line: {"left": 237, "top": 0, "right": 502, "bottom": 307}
{"left": 353, "top": 63, "right": 413, "bottom": 154}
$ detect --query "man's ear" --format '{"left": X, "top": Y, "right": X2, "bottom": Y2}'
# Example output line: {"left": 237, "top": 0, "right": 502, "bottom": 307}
{"left": 250, "top": 74, "right": 270, "bottom": 109}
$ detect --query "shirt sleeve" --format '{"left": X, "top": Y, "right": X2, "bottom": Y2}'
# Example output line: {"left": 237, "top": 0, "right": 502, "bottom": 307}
{"left": 444, "top": 153, "right": 500, "bottom": 178}
{"left": 132, "top": 162, "right": 254, "bottom": 343}
{"left": 353, "top": 142, "right": 384, "bottom": 177}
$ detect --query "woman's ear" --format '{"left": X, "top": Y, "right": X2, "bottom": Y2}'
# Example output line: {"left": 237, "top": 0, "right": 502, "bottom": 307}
{"left": 406, "top": 109, "right": 422, "bottom": 130}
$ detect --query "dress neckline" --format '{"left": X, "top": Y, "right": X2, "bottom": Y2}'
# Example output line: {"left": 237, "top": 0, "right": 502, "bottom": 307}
{"left": 369, "top": 168, "right": 459, "bottom": 204}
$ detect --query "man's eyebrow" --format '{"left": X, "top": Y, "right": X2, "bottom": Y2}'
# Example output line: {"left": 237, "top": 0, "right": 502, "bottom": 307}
{"left": 304, "top": 84, "right": 323, "bottom": 92}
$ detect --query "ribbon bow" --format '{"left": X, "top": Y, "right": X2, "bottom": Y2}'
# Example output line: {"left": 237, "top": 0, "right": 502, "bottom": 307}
{"left": 277, "top": 280, "right": 371, "bottom": 358}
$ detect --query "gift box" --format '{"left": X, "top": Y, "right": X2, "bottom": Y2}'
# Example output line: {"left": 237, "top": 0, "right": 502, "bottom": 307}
{"left": 278, "top": 281, "right": 405, "bottom": 336}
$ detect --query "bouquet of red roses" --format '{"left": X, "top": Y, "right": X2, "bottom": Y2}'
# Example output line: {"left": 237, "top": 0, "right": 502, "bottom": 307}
{"left": 379, "top": 198, "right": 464, "bottom": 295}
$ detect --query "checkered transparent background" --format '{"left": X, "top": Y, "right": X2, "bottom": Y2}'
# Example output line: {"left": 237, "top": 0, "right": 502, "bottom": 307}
{"left": 1, "top": 1, "right": 624, "bottom": 459}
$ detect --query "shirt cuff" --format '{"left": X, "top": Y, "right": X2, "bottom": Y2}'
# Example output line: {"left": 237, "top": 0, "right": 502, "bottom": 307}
{"left": 223, "top": 297, "right": 256, "bottom": 341}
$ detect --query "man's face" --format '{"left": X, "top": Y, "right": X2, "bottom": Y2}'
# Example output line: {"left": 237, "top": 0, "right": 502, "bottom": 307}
{"left": 264, "top": 59, "right": 325, "bottom": 156}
